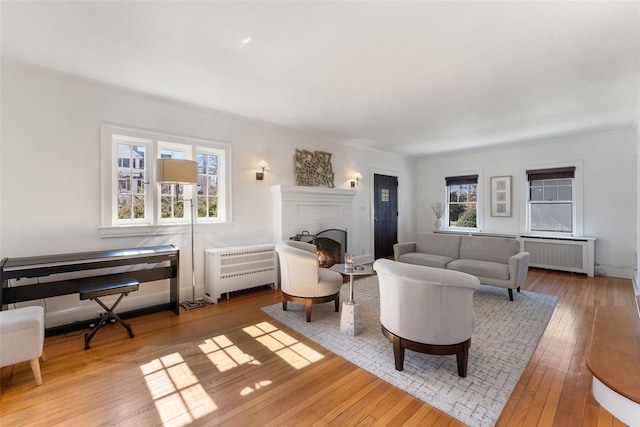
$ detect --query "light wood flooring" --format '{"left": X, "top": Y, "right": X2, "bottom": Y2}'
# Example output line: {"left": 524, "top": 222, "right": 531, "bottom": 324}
{"left": 0, "top": 268, "right": 636, "bottom": 426}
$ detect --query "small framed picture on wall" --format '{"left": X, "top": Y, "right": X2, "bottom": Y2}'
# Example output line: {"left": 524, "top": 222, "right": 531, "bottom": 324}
{"left": 490, "top": 176, "right": 512, "bottom": 217}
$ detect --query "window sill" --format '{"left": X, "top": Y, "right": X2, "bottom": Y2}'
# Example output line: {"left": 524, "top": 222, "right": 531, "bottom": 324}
{"left": 98, "top": 222, "right": 229, "bottom": 238}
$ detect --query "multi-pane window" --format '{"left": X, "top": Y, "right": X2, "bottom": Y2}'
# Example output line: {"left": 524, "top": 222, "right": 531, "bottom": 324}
{"left": 197, "top": 151, "right": 219, "bottom": 219}
{"left": 446, "top": 175, "right": 478, "bottom": 228}
{"left": 116, "top": 138, "right": 148, "bottom": 221}
{"left": 527, "top": 167, "right": 575, "bottom": 234}
{"left": 102, "top": 125, "right": 230, "bottom": 231}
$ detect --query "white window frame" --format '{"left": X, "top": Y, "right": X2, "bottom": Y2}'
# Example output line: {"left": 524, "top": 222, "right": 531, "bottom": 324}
{"left": 521, "top": 161, "right": 583, "bottom": 237}
{"left": 195, "top": 146, "right": 226, "bottom": 222}
{"left": 112, "top": 134, "right": 152, "bottom": 226}
{"left": 443, "top": 171, "right": 483, "bottom": 232}
{"left": 100, "top": 124, "right": 231, "bottom": 237}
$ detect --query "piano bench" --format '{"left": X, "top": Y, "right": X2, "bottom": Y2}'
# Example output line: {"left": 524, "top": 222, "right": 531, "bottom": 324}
{"left": 79, "top": 279, "right": 139, "bottom": 350}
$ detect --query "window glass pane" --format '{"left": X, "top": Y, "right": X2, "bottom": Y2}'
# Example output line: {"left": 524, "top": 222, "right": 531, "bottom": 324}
{"left": 530, "top": 203, "right": 572, "bottom": 232}
{"left": 208, "top": 177, "right": 218, "bottom": 196}
{"left": 208, "top": 197, "right": 217, "bottom": 216}
{"left": 208, "top": 155, "right": 218, "bottom": 176}
{"left": 558, "top": 186, "right": 572, "bottom": 200}
{"left": 557, "top": 179, "right": 571, "bottom": 186}
{"left": 197, "top": 175, "right": 207, "bottom": 196}
{"left": 118, "top": 179, "right": 130, "bottom": 194}
{"left": 160, "top": 197, "right": 172, "bottom": 218}
{"left": 174, "top": 199, "right": 184, "bottom": 218}
{"left": 449, "top": 204, "right": 476, "bottom": 228}
{"left": 133, "top": 196, "right": 145, "bottom": 218}
{"left": 531, "top": 187, "right": 543, "bottom": 201}
{"left": 118, "top": 195, "right": 131, "bottom": 219}
{"left": 543, "top": 179, "right": 558, "bottom": 187}
{"left": 449, "top": 185, "right": 460, "bottom": 202}
{"left": 133, "top": 179, "right": 145, "bottom": 195}
{"left": 459, "top": 185, "right": 469, "bottom": 202}
{"left": 543, "top": 187, "right": 557, "bottom": 201}
{"left": 468, "top": 187, "right": 477, "bottom": 202}
{"left": 197, "top": 153, "right": 206, "bottom": 174}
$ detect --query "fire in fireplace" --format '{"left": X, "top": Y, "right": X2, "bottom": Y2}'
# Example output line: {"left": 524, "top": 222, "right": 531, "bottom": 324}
{"left": 291, "top": 228, "right": 347, "bottom": 268}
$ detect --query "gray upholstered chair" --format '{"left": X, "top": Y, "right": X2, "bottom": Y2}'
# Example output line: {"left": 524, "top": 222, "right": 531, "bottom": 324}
{"left": 373, "top": 258, "right": 480, "bottom": 377}
{"left": 0, "top": 306, "right": 46, "bottom": 393}
{"left": 275, "top": 240, "right": 343, "bottom": 322}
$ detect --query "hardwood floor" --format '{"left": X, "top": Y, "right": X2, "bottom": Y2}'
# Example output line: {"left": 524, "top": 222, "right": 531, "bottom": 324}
{"left": 0, "top": 269, "right": 635, "bottom": 426}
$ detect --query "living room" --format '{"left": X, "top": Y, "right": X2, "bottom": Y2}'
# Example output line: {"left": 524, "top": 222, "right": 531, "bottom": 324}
{"left": 1, "top": 1, "right": 639, "bottom": 426}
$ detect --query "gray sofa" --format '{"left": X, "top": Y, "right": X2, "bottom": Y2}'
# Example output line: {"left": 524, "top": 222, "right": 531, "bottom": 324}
{"left": 394, "top": 233, "right": 530, "bottom": 300}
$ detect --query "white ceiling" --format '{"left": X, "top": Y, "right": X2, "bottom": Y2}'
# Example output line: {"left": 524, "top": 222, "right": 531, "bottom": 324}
{"left": 2, "top": 1, "right": 639, "bottom": 156}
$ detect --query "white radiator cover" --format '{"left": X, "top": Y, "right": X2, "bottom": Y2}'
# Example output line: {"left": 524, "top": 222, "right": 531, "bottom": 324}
{"left": 204, "top": 244, "right": 277, "bottom": 303}
{"left": 520, "top": 236, "right": 595, "bottom": 277}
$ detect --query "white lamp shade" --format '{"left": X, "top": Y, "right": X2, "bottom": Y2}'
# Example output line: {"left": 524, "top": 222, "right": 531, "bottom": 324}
{"left": 257, "top": 160, "right": 270, "bottom": 170}
{"left": 156, "top": 159, "right": 198, "bottom": 184}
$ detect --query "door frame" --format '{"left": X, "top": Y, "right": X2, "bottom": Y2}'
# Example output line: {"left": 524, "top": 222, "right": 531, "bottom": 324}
{"left": 369, "top": 167, "right": 400, "bottom": 261}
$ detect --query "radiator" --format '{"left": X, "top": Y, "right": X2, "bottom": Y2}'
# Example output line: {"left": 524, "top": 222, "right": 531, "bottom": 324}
{"left": 204, "top": 244, "right": 277, "bottom": 303}
{"left": 520, "top": 236, "right": 595, "bottom": 277}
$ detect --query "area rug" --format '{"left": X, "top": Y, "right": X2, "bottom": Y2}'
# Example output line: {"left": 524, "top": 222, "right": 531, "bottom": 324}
{"left": 261, "top": 276, "right": 557, "bottom": 427}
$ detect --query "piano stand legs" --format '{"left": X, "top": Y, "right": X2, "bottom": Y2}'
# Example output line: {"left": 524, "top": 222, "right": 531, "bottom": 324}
{"left": 84, "top": 292, "right": 135, "bottom": 350}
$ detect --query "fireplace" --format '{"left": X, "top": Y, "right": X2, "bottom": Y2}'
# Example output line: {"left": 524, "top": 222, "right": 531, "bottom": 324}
{"left": 291, "top": 228, "right": 347, "bottom": 268}
{"left": 316, "top": 228, "right": 347, "bottom": 268}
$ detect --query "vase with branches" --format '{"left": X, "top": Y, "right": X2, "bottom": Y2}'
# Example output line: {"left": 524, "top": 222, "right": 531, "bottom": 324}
{"left": 430, "top": 202, "right": 445, "bottom": 230}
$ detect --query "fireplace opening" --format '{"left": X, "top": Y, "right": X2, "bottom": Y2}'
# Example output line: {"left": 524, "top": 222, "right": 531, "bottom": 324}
{"left": 314, "top": 228, "right": 347, "bottom": 268}
{"left": 290, "top": 228, "right": 347, "bottom": 268}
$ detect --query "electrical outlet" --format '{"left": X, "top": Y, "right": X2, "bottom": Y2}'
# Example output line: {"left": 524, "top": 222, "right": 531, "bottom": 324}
{"left": 97, "top": 311, "right": 107, "bottom": 318}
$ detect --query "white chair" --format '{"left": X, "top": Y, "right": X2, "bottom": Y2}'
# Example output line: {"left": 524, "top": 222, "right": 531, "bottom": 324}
{"left": 0, "top": 306, "right": 45, "bottom": 393}
{"left": 373, "top": 258, "right": 480, "bottom": 377}
{"left": 276, "top": 241, "right": 343, "bottom": 322}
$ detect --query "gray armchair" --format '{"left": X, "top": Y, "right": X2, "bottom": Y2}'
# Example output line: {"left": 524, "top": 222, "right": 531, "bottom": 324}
{"left": 275, "top": 241, "right": 343, "bottom": 322}
{"left": 373, "top": 258, "right": 480, "bottom": 377}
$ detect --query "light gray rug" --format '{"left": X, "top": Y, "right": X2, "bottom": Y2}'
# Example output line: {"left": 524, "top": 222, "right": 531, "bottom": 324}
{"left": 261, "top": 276, "right": 557, "bottom": 427}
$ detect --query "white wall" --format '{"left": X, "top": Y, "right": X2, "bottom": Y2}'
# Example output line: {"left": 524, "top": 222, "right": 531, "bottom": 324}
{"left": 417, "top": 130, "right": 637, "bottom": 279}
{"left": 0, "top": 60, "right": 416, "bottom": 326}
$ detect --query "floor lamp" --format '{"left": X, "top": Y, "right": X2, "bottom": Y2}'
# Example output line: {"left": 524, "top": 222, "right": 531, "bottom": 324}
{"left": 157, "top": 158, "right": 205, "bottom": 310}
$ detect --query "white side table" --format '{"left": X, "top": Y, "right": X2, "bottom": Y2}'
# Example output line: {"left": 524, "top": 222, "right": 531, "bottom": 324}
{"left": 330, "top": 264, "right": 374, "bottom": 336}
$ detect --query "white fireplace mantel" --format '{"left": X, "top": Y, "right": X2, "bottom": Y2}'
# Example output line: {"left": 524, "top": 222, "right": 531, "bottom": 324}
{"left": 271, "top": 185, "right": 356, "bottom": 242}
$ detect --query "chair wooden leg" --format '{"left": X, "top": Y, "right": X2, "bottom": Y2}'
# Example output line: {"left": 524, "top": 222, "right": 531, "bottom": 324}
{"left": 305, "top": 301, "right": 313, "bottom": 322}
{"left": 334, "top": 294, "right": 340, "bottom": 312}
{"left": 517, "top": 286, "right": 521, "bottom": 293}
{"left": 40, "top": 352, "right": 46, "bottom": 363}
{"left": 30, "top": 358, "right": 42, "bottom": 386}
{"left": 392, "top": 335, "right": 405, "bottom": 371}
{"left": 282, "top": 298, "right": 288, "bottom": 311}
{"left": 456, "top": 342, "right": 470, "bottom": 378}
{"left": 508, "top": 288, "right": 514, "bottom": 301}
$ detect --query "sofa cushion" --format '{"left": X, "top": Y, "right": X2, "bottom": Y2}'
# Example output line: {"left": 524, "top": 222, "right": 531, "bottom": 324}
{"left": 447, "top": 259, "right": 510, "bottom": 281}
{"left": 415, "top": 233, "right": 461, "bottom": 259}
{"left": 459, "top": 236, "right": 520, "bottom": 264}
{"left": 398, "top": 253, "right": 455, "bottom": 269}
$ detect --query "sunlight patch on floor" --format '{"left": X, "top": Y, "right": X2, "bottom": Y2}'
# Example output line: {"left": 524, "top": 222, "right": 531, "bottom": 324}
{"left": 199, "top": 334, "right": 261, "bottom": 372}
{"left": 140, "top": 352, "right": 217, "bottom": 427}
{"left": 240, "top": 380, "right": 273, "bottom": 396}
{"left": 243, "top": 321, "right": 324, "bottom": 369}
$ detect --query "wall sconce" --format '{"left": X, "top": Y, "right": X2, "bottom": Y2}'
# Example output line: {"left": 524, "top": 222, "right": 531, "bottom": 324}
{"left": 256, "top": 160, "right": 270, "bottom": 180}
{"left": 351, "top": 172, "right": 363, "bottom": 188}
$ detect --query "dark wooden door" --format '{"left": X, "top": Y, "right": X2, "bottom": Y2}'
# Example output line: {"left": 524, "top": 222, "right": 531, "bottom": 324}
{"left": 374, "top": 174, "right": 398, "bottom": 259}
